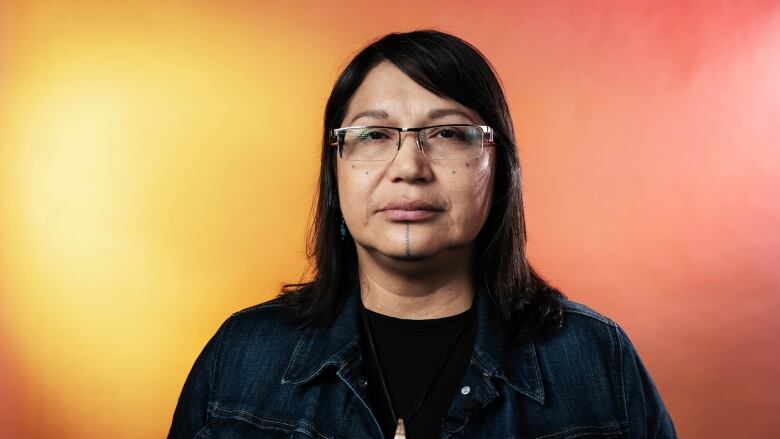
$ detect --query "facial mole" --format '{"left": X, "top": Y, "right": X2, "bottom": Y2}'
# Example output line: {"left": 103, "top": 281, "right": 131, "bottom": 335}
{"left": 465, "top": 163, "right": 470, "bottom": 167}
{"left": 451, "top": 170, "right": 456, "bottom": 174}
{"left": 364, "top": 171, "right": 369, "bottom": 175}
{"left": 351, "top": 165, "right": 356, "bottom": 169}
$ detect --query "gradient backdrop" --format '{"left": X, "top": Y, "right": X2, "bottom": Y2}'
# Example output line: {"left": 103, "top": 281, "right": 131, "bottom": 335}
{"left": 1, "top": 1, "right": 779, "bottom": 438}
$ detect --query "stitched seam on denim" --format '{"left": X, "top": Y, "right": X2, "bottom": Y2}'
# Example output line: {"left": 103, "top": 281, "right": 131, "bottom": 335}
{"left": 528, "top": 339, "right": 545, "bottom": 402}
{"left": 442, "top": 367, "right": 499, "bottom": 436}
{"left": 211, "top": 405, "right": 296, "bottom": 430}
{"left": 563, "top": 308, "right": 617, "bottom": 327}
{"left": 192, "top": 422, "right": 211, "bottom": 439}
{"left": 650, "top": 406, "right": 663, "bottom": 439}
{"left": 615, "top": 325, "right": 630, "bottom": 432}
{"left": 297, "top": 420, "right": 334, "bottom": 439}
{"left": 286, "top": 335, "right": 360, "bottom": 384}
{"left": 471, "top": 358, "right": 500, "bottom": 396}
{"left": 202, "top": 316, "right": 233, "bottom": 433}
{"left": 475, "top": 346, "right": 545, "bottom": 403}
{"left": 230, "top": 301, "right": 283, "bottom": 317}
{"left": 470, "top": 357, "right": 491, "bottom": 376}
{"left": 211, "top": 412, "right": 292, "bottom": 435}
{"left": 533, "top": 421, "right": 628, "bottom": 439}
{"left": 292, "top": 359, "right": 344, "bottom": 384}
{"left": 471, "top": 358, "right": 500, "bottom": 399}
{"left": 337, "top": 366, "right": 386, "bottom": 439}
{"left": 282, "top": 326, "right": 312, "bottom": 382}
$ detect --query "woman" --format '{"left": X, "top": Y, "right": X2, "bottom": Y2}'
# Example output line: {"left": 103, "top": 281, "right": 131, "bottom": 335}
{"left": 168, "top": 29, "right": 677, "bottom": 439}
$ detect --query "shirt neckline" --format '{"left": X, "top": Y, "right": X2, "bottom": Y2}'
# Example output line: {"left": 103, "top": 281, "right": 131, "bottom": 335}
{"left": 362, "top": 304, "right": 473, "bottom": 335}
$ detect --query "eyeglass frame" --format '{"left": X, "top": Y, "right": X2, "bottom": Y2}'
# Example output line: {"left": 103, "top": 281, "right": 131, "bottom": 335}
{"left": 328, "top": 123, "right": 496, "bottom": 161}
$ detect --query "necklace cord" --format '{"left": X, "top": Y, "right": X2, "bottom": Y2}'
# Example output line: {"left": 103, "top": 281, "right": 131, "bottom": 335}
{"left": 360, "top": 305, "right": 475, "bottom": 428}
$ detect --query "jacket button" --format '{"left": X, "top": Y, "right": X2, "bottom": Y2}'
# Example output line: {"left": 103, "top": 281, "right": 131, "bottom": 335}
{"left": 358, "top": 378, "right": 368, "bottom": 388}
{"left": 460, "top": 386, "right": 471, "bottom": 395}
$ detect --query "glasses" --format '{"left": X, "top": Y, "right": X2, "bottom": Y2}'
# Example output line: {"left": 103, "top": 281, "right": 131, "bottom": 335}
{"left": 329, "top": 124, "right": 495, "bottom": 161}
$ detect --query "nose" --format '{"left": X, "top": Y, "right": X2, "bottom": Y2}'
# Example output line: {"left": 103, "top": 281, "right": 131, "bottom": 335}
{"left": 386, "top": 131, "right": 433, "bottom": 183}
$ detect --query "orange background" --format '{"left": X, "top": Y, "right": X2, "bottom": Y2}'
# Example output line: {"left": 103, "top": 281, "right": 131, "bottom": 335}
{"left": 1, "top": 1, "right": 779, "bottom": 438}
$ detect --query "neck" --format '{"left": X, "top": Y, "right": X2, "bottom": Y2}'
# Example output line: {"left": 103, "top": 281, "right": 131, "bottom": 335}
{"left": 356, "top": 244, "right": 476, "bottom": 320}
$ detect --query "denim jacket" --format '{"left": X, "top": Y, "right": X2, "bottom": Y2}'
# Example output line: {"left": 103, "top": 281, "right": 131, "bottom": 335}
{"left": 168, "top": 284, "right": 678, "bottom": 438}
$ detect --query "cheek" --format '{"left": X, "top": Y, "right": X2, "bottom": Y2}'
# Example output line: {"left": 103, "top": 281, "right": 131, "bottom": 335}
{"left": 472, "top": 157, "right": 494, "bottom": 199}
{"left": 461, "top": 155, "right": 494, "bottom": 196}
{"left": 447, "top": 156, "right": 494, "bottom": 225}
{"left": 337, "top": 162, "right": 381, "bottom": 218}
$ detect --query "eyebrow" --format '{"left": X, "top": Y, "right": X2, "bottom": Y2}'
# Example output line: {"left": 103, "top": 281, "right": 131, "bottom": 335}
{"left": 347, "top": 108, "right": 475, "bottom": 125}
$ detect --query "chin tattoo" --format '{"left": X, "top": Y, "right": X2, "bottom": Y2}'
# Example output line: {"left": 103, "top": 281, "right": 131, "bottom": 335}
{"left": 405, "top": 223, "right": 412, "bottom": 258}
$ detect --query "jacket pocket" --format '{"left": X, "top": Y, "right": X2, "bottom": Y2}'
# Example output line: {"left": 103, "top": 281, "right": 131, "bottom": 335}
{"left": 532, "top": 421, "right": 629, "bottom": 439}
{"left": 204, "top": 403, "right": 333, "bottom": 438}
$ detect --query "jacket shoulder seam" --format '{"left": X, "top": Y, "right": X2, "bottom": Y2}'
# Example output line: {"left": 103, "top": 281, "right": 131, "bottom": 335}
{"left": 561, "top": 301, "right": 618, "bottom": 327}
{"left": 614, "top": 323, "right": 630, "bottom": 429}
{"left": 209, "top": 314, "right": 235, "bottom": 420}
{"left": 212, "top": 302, "right": 279, "bottom": 394}
{"left": 230, "top": 299, "right": 284, "bottom": 317}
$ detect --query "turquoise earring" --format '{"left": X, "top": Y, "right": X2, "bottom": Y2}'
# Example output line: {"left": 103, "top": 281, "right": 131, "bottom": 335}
{"left": 339, "top": 217, "right": 347, "bottom": 240}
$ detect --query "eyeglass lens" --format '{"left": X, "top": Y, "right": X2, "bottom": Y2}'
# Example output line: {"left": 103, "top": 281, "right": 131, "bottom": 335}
{"left": 339, "top": 126, "right": 485, "bottom": 161}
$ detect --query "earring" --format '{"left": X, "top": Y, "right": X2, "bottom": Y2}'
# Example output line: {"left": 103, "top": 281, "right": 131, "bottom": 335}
{"left": 339, "top": 217, "right": 347, "bottom": 240}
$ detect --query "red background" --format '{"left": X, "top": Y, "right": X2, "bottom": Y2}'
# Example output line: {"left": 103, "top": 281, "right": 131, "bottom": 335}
{"left": 1, "top": 1, "right": 779, "bottom": 437}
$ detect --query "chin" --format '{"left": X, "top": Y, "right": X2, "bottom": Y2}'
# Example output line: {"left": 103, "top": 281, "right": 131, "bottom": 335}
{"left": 375, "top": 239, "right": 446, "bottom": 260}
{"left": 356, "top": 228, "right": 469, "bottom": 258}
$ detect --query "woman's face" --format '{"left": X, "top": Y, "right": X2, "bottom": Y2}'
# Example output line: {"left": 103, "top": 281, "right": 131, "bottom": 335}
{"left": 337, "top": 60, "right": 496, "bottom": 262}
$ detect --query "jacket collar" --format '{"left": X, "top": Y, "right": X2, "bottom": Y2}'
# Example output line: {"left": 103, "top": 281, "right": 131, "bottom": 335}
{"left": 280, "top": 281, "right": 545, "bottom": 405}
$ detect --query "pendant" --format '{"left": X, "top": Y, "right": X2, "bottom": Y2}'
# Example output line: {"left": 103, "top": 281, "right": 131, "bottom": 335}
{"left": 393, "top": 418, "right": 406, "bottom": 439}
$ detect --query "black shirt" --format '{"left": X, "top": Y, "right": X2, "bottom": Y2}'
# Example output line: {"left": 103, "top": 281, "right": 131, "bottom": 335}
{"left": 359, "top": 303, "right": 476, "bottom": 439}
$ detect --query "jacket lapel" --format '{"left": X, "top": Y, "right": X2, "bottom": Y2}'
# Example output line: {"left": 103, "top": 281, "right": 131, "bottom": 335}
{"left": 280, "top": 280, "right": 546, "bottom": 428}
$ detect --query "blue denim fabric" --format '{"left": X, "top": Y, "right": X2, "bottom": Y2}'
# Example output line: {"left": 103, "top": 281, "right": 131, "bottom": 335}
{"left": 168, "top": 284, "right": 677, "bottom": 438}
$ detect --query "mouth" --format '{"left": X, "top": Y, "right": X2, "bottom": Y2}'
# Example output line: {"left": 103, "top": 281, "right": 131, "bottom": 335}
{"left": 380, "top": 209, "right": 441, "bottom": 221}
{"left": 378, "top": 200, "right": 443, "bottom": 222}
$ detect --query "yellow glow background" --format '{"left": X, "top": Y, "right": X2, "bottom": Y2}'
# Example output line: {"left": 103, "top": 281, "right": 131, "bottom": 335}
{"left": 1, "top": 1, "right": 779, "bottom": 437}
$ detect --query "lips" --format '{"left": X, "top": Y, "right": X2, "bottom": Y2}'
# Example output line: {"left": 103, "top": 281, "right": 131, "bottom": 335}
{"left": 378, "top": 200, "right": 443, "bottom": 221}
{"left": 379, "top": 200, "right": 442, "bottom": 212}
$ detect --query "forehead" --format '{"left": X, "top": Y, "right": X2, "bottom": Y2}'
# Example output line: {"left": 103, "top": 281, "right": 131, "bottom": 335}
{"left": 342, "top": 60, "right": 481, "bottom": 125}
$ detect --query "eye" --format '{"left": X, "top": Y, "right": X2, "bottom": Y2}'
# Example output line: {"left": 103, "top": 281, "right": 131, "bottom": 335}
{"left": 431, "top": 127, "right": 466, "bottom": 139}
{"left": 356, "top": 128, "right": 394, "bottom": 141}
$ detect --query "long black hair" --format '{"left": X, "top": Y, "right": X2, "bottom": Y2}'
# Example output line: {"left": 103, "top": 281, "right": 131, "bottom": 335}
{"left": 278, "top": 29, "right": 565, "bottom": 341}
